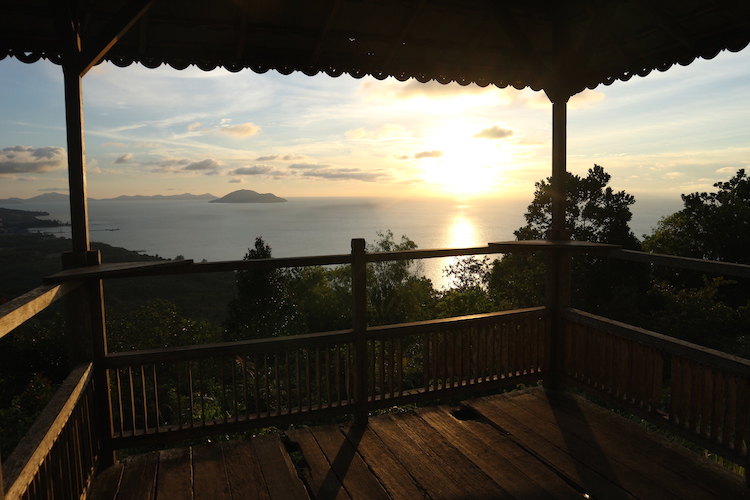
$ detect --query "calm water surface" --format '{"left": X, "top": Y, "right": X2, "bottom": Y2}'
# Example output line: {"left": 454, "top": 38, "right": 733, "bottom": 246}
{"left": 13, "top": 196, "right": 681, "bottom": 288}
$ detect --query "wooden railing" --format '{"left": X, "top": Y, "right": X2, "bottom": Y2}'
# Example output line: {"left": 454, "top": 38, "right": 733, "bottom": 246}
{"left": 5, "top": 241, "right": 750, "bottom": 497}
{"left": 563, "top": 309, "right": 750, "bottom": 466}
{"left": 0, "top": 283, "right": 106, "bottom": 500}
{"left": 103, "top": 307, "right": 548, "bottom": 448}
{"left": 1, "top": 364, "right": 98, "bottom": 500}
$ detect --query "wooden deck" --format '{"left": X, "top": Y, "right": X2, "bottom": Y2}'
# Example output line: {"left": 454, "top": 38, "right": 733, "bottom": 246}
{"left": 89, "top": 387, "right": 746, "bottom": 500}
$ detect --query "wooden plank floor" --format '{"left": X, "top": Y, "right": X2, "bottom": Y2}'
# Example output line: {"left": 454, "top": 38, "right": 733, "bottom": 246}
{"left": 89, "top": 388, "right": 746, "bottom": 500}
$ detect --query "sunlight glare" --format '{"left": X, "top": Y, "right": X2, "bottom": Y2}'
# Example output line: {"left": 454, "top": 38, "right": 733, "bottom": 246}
{"left": 418, "top": 124, "right": 514, "bottom": 197}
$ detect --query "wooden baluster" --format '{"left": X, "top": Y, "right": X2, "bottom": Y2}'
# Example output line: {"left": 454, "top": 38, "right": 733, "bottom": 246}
{"left": 352, "top": 238, "right": 368, "bottom": 425}
{"left": 152, "top": 364, "right": 160, "bottom": 431}
{"left": 275, "top": 353, "right": 281, "bottom": 416}
{"left": 701, "top": 365, "right": 714, "bottom": 437}
{"left": 296, "top": 350, "right": 302, "bottom": 412}
{"left": 304, "top": 349, "right": 311, "bottom": 412}
{"left": 188, "top": 361, "right": 195, "bottom": 427}
{"left": 723, "top": 374, "right": 737, "bottom": 448}
{"left": 176, "top": 363, "right": 183, "bottom": 429}
{"left": 242, "top": 356, "right": 250, "bottom": 420}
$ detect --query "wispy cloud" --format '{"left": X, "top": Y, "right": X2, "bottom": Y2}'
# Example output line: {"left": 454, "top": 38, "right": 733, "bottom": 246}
{"left": 474, "top": 125, "right": 514, "bottom": 140}
{"left": 183, "top": 159, "right": 221, "bottom": 171}
{"left": 255, "top": 154, "right": 307, "bottom": 161}
{"left": 0, "top": 146, "right": 67, "bottom": 174}
{"left": 230, "top": 165, "right": 276, "bottom": 175}
{"left": 414, "top": 150, "right": 443, "bottom": 159}
{"left": 217, "top": 122, "right": 261, "bottom": 137}
{"left": 114, "top": 153, "right": 133, "bottom": 164}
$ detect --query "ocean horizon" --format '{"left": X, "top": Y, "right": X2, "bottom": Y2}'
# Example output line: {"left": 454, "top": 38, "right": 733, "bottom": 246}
{"left": 8, "top": 195, "right": 683, "bottom": 288}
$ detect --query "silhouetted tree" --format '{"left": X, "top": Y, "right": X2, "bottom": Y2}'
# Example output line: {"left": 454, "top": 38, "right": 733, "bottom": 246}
{"left": 490, "top": 165, "right": 645, "bottom": 316}
{"left": 223, "top": 237, "right": 301, "bottom": 340}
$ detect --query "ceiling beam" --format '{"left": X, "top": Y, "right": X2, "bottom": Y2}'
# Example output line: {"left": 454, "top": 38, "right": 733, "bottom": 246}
{"left": 490, "top": 4, "right": 547, "bottom": 84}
{"left": 632, "top": 0, "right": 695, "bottom": 52}
{"left": 311, "top": 0, "right": 345, "bottom": 65}
{"left": 77, "top": 0, "right": 156, "bottom": 77}
{"left": 380, "top": 0, "right": 428, "bottom": 70}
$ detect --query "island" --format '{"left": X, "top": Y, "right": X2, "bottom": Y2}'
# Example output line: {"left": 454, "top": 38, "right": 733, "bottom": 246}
{"left": 209, "top": 189, "right": 287, "bottom": 203}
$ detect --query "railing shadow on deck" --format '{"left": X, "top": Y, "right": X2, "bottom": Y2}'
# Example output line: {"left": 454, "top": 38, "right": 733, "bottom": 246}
{"left": 2, "top": 241, "right": 750, "bottom": 498}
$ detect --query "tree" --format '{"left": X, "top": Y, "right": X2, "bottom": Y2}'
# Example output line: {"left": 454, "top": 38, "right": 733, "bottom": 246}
{"left": 365, "top": 231, "right": 435, "bottom": 325}
{"left": 517, "top": 164, "right": 639, "bottom": 248}
{"left": 644, "top": 169, "right": 750, "bottom": 264}
{"left": 223, "top": 237, "right": 301, "bottom": 340}
{"left": 489, "top": 165, "right": 645, "bottom": 315}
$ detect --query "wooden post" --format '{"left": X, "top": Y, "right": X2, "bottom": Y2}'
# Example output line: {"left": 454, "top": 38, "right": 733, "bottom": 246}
{"left": 545, "top": 96, "right": 572, "bottom": 390}
{"left": 351, "top": 239, "right": 369, "bottom": 426}
{"left": 61, "top": 251, "right": 114, "bottom": 467}
{"left": 63, "top": 65, "right": 91, "bottom": 256}
{"left": 1, "top": 450, "right": 4, "bottom": 500}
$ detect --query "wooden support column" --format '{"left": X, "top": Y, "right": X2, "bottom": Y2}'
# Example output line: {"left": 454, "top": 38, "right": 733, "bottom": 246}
{"left": 351, "top": 239, "right": 369, "bottom": 426}
{"left": 545, "top": 94, "right": 572, "bottom": 390}
{"left": 63, "top": 65, "right": 91, "bottom": 258}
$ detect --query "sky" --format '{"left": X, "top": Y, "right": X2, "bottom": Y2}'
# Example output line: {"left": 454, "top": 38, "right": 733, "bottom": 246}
{"left": 0, "top": 47, "right": 748, "bottom": 202}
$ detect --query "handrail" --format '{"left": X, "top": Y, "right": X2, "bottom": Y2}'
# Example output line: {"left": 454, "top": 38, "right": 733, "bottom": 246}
{"left": 563, "top": 308, "right": 750, "bottom": 466}
{"left": 0, "top": 282, "right": 80, "bottom": 340}
{"left": 564, "top": 308, "right": 750, "bottom": 376}
{"left": 42, "top": 242, "right": 552, "bottom": 283}
{"left": 1, "top": 363, "right": 96, "bottom": 500}
{"left": 104, "top": 329, "right": 355, "bottom": 366}
{"left": 609, "top": 248, "right": 750, "bottom": 279}
{"left": 366, "top": 307, "right": 547, "bottom": 339}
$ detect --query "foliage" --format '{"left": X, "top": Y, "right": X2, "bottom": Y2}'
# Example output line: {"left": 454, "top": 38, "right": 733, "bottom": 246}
{"left": 224, "top": 237, "right": 303, "bottom": 340}
{"left": 517, "top": 164, "right": 640, "bottom": 248}
{"left": 489, "top": 165, "right": 644, "bottom": 315}
{"left": 365, "top": 230, "right": 435, "bottom": 325}
{"left": 434, "top": 256, "right": 497, "bottom": 317}
{"left": 644, "top": 169, "right": 750, "bottom": 264}
{"left": 0, "top": 374, "right": 57, "bottom": 460}
{"left": 107, "top": 300, "right": 222, "bottom": 351}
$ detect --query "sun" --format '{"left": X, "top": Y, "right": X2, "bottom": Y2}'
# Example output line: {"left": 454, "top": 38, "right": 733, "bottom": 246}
{"left": 418, "top": 126, "right": 512, "bottom": 197}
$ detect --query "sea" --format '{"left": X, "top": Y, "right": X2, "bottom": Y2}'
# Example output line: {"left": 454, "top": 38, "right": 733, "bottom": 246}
{"left": 10, "top": 196, "right": 682, "bottom": 289}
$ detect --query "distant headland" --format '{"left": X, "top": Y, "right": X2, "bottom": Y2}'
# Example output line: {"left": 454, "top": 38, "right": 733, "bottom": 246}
{"left": 209, "top": 190, "right": 287, "bottom": 203}
{"left": 0, "top": 190, "right": 287, "bottom": 204}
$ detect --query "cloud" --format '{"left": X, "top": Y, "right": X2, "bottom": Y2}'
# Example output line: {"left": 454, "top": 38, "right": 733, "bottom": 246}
{"left": 229, "top": 165, "right": 275, "bottom": 175}
{"left": 217, "top": 122, "right": 261, "bottom": 137}
{"left": 474, "top": 125, "right": 513, "bottom": 140}
{"left": 298, "top": 167, "right": 390, "bottom": 182}
{"left": 187, "top": 122, "right": 202, "bottom": 131}
{"left": 39, "top": 186, "right": 69, "bottom": 192}
{"left": 148, "top": 158, "right": 191, "bottom": 172}
{"left": 289, "top": 162, "right": 329, "bottom": 170}
{"left": 229, "top": 177, "right": 245, "bottom": 184}
{"left": 0, "top": 146, "right": 67, "bottom": 174}
{"left": 361, "top": 79, "right": 493, "bottom": 99}
{"left": 255, "top": 154, "right": 306, "bottom": 161}
{"left": 102, "top": 142, "right": 128, "bottom": 148}
{"left": 345, "top": 123, "right": 410, "bottom": 141}
{"left": 183, "top": 159, "right": 221, "bottom": 171}
{"left": 114, "top": 153, "right": 133, "bottom": 164}
{"left": 569, "top": 90, "right": 606, "bottom": 110}
{"left": 397, "top": 155, "right": 410, "bottom": 160}
{"left": 414, "top": 150, "right": 443, "bottom": 159}
{"left": 717, "top": 167, "right": 738, "bottom": 173}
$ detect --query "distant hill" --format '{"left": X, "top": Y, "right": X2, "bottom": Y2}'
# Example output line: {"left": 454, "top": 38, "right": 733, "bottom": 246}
{"left": 105, "top": 193, "right": 217, "bottom": 201}
{"left": 1, "top": 192, "right": 220, "bottom": 203}
{"left": 209, "top": 189, "right": 287, "bottom": 203}
{"left": 26, "top": 192, "right": 70, "bottom": 203}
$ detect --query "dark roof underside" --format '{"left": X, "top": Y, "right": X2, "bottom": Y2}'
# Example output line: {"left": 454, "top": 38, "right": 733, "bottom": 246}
{"left": 2, "top": 0, "right": 750, "bottom": 97}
